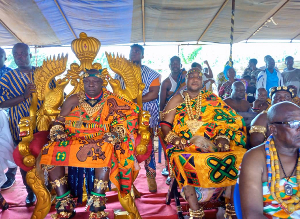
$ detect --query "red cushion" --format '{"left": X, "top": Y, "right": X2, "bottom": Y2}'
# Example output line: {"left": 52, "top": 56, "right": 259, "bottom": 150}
{"left": 13, "top": 131, "right": 49, "bottom": 171}
{"left": 135, "top": 135, "right": 153, "bottom": 163}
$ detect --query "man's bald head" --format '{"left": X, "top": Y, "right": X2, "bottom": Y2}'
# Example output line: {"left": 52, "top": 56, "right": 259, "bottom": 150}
{"left": 12, "top": 43, "right": 31, "bottom": 69}
{"left": 231, "top": 81, "right": 245, "bottom": 100}
{"left": 268, "top": 101, "right": 300, "bottom": 148}
{"left": 0, "top": 47, "right": 6, "bottom": 68}
{"left": 268, "top": 101, "right": 300, "bottom": 124}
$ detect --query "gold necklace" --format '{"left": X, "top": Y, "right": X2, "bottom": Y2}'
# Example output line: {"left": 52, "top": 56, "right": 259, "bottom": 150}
{"left": 185, "top": 91, "right": 203, "bottom": 135}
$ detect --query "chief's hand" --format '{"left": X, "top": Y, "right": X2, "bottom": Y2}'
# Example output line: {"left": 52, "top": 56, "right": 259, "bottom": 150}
{"left": 104, "top": 132, "right": 119, "bottom": 143}
{"left": 54, "top": 130, "right": 67, "bottom": 142}
{"left": 172, "top": 137, "right": 187, "bottom": 150}
{"left": 215, "top": 138, "right": 230, "bottom": 152}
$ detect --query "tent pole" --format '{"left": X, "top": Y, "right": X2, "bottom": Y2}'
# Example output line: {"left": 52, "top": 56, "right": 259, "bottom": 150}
{"left": 197, "top": 0, "right": 229, "bottom": 43}
{"left": 0, "top": 19, "right": 23, "bottom": 43}
{"left": 54, "top": 0, "right": 77, "bottom": 39}
{"left": 290, "top": 33, "right": 300, "bottom": 43}
{"left": 228, "top": 0, "right": 235, "bottom": 66}
{"left": 142, "top": 0, "right": 146, "bottom": 45}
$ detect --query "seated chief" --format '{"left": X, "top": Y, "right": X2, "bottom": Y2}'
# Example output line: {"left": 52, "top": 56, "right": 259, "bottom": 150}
{"left": 160, "top": 67, "right": 246, "bottom": 218}
{"left": 40, "top": 69, "right": 141, "bottom": 219}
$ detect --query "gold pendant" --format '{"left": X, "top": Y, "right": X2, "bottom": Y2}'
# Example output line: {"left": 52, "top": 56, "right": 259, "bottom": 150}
{"left": 186, "top": 120, "right": 203, "bottom": 135}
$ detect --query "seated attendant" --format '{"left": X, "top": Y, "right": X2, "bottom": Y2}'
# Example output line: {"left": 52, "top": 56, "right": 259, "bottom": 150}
{"left": 240, "top": 101, "right": 300, "bottom": 218}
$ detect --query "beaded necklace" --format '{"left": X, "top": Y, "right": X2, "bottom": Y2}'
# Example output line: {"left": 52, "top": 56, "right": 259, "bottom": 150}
{"left": 265, "top": 135, "right": 300, "bottom": 214}
{"left": 185, "top": 91, "right": 203, "bottom": 135}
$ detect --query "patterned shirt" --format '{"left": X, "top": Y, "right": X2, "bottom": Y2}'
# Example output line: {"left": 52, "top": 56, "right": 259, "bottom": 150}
{"left": 115, "top": 65, "right": 160, "bottom": 128}
{"left": 0, "top": 68, "right": 55, "bottom": 141}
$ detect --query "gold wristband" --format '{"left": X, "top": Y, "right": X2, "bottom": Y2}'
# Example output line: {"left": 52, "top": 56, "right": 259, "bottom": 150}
{"left": 189, "top": 208, "right": 205, "bottom": 218}
{"left": 249, "top": 125, "right": 267, "bottom": 138}
{"left": 224, "top": 203, "right": 236, "bottom": 217}
{"left": 164, "top": 131, "right": 179, "bottom": 144}
{"left": 50, "top": 124, "right": 66, "bottom": 141}
{"left": 111, "top": 125, "right": 126, "bottom": 141}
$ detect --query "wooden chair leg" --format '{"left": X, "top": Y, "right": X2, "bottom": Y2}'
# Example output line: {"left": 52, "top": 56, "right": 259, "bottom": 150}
{"left": 165, "top": 178, "right": 184, "bottom": 219}
{"left": 166, "top": 177, "right": 176, "bottom": 205}
{"left": 173, "top": 180, "right": 184, "bottom": 219}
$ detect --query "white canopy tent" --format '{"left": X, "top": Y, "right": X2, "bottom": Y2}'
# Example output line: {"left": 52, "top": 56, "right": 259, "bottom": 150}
{"left": 0, "top": 0, "right": 299, "bottom": 47}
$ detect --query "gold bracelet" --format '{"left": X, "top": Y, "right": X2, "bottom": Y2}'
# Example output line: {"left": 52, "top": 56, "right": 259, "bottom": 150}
{"left": 215, "top": 135, "right": 230, "bottom": 142}
{"left": 224, "top": 203, "right": 236, "bottom": 218}
{"left": 249, "top": 125, "right": 267, "bottom": 138}
{"left": 111, "top": 125, "right": 126, "bottom": 141}
{"left": 50, "top": 124, "right": 65, "bottom": 141}
{"left": 50, "top": 176, "right": 67, "bottom": 189}
{"left": 189, "top": 207, "right": 205, "bottom": 218}
{"left": 164, "top": 131, "right": 179, "bottom": 144}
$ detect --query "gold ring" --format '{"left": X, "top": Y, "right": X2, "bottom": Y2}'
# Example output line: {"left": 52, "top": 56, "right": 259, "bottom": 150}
{"left": 224, "top": 144, "right": 230, "bottom": 150}
{"left": 108, "top": 137, "right": 113, "bottom": 142}
{"left": 181, "top": 138, "right": 187, "bottom": 145}
{"left": 218, "top": 143, "right": 222, "bottom": 148}
{"left": 174, "top": 140, "right": 180, "bottom": 145}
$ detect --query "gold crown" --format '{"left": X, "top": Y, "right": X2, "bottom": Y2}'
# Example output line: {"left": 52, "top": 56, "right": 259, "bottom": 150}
{"left": 269, "top": 86, "right": 295, "bottom": 98}
{"left": 187, "top": 68, "right": 203, "bottom": 77}
{"left": 71, "top": 32, "right": 100, "bottom": 64}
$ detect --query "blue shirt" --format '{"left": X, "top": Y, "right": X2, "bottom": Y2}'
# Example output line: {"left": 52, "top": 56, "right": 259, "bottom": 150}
{"left": 0, "top": 65, "right": 13, "bottom": 79}
{"left": 266, "top": 69, "right": 279, "bottom": 96}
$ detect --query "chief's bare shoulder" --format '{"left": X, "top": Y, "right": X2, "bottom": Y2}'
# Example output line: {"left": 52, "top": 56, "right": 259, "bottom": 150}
{"left": 251, "top": 111, "right": 267, "bottom": 126}
{"left": 242, "top": 144, "right": 266, "bottom": 167}
{"left": 167, "top": 93, "right": 184, "bottom": 106}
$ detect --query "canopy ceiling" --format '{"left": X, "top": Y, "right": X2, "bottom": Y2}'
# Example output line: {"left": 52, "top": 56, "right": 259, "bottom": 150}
{"left": 0, "top": 0, "right": 299, "bottom": 47}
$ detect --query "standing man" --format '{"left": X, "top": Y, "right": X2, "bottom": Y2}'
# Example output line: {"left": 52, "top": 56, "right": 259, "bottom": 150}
{"left": 160, "top": 56, "right": 184, "bottom": 180}
{"left": 0, "top": 43, "right": 38, "bottom": 205}
{"left": 242, "top": 58, "right": 260, "bottom": 84}
{"left": 256, "top": 58, "right": 283, "bottom": 97}
{"left": 160, "top": 56, "right": 185, "bottom": 112}
{"left": 282, "top": 56, "right": 300, "bottom": 97}
{"left": 116, "top": 44, "right": 160, "bottom": 192}
{"left": 0, "top": 48, "right": 12, "bottom": 78}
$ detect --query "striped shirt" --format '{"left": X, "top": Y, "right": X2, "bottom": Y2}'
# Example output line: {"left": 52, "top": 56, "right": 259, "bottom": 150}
{"left": 115, "top": 65, "right": 160, "bottom": 128}
{"left": 0, "top": 68, "right": 55, "bottom": 141}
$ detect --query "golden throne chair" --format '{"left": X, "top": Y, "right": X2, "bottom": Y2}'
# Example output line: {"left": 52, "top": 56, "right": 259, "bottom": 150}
{"left": 16, "top": 32, "right": 151, "bottom": 219}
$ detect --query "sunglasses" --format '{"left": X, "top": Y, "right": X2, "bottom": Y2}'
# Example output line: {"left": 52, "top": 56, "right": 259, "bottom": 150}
{"left": 271, "top": 120, "right": 300, "bottom": 129}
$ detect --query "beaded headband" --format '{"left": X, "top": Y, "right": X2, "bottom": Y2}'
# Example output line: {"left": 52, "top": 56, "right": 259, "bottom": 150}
{"left": 269, "top": 86, "right": 295, "bottom": 98}
{"left": 187, "top": 68, "right": 203, "bottom": 77}
{"left": 82, "top": 69, "right": 104, "bottom": 79}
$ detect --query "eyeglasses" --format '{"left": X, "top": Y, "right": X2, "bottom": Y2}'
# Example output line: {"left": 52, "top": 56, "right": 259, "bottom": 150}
{"left": 271, "top": 120, "right": 300, "bottom": 129}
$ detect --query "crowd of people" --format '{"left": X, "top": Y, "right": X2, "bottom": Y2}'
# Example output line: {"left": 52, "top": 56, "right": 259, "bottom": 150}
{"left": 1, "top": 42, "right": 300, "bottom": 219}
